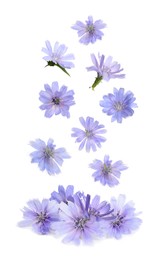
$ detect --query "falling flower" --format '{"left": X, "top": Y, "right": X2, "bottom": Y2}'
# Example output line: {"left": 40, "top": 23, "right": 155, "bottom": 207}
{"left": 86, "top": 54, "right": 125, "bottom": 90}
{"left": 89, "top": 155, "right": 128, "bottom": 187}
{"left": 39, "top": 81, "right": 75, "bottom": 118}
{"left": 42, "top": 41, "right": 75, "bottom": 76}
{"left": 71, "top": 116, "right": 107, "bottom": 152}
{"left": 50, "top": 185, "right": 74, "bottom": 204}
{"left": 29, "top": 138, "right": 70, "bottom": 175}
{"left": 71, "top": 16, "right": 106, "bottom": 45}
{"left": 51, "top": 194, "right": 105, "bottom": 245}
{"left": 18, "top": 199, "right": 59, "bottom": 235}
{"left": 100, "top": 88, "right": 137, "bottom": 123}
{"left": 103, "top": 194, "right": 142, "bottom": 239}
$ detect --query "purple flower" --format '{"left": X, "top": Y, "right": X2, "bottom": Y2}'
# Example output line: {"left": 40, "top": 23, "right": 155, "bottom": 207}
{"left": 39, "top": 81, "right": 75, "bottom": 118}
{"left": 18, "top": 199, "right": 59, "bottom": 235}
{"left": 86, "top": 54, "right": 125, "bottom": 90}
{"left": 71, "top": 16, "right": 106, "bottom": 45}
{"left": 82, "top": 194, "right": 113, "bottom": 220}
{"left": 89, "top": 155, "right": 128, "bottom": 187}
{"left": 100, "top": 88, "right": 138, "bottom": 123}
{"left": 30, "top": 138, "right": 70, "bottom": 175}
{"left": 50, "top": 185, "right": 74, "bottom": 204}
{"left": 52, "top": 194, "right": 104, "bottom": 245}
{"left": 71, "top": 116, "right": 107, "bottom": 152}
{"left": 42, "top": 41, "right": 75, "bottom": 76}
{"left": 104, "top": 194, "right": 142, "bottom": 239}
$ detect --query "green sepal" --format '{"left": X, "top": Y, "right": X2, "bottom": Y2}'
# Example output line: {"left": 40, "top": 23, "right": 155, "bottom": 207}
{"left": 45, "top": 61, "right": 70, "bottom": 76}
{"left": 45, "top": 61, "right": 55, "bottom": 67}
{"left": 90, "top": 74, "right": 103, "bottom": 90}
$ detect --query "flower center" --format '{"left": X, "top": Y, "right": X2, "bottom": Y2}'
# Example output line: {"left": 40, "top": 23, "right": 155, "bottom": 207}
{"left": 37, "top": 212, "right": 47, "bottom": 223}
{"left": 103, "top": 66, "right": 111, "bottom": 74}
{"left": 114, "top": 102, "right": 124, "bottom": 111}
{"left": 74, "top": 217, "right": 88, "bottom": 230}
{"left": 102, "top": 164, "right": 112, "bottom": 175}
{"left": 112, "top": 214, "right": 124, "bottom": 228}
{"left": 52, "top": 97, "right": 60, "bottom": 105}
{"left": 44, "top": 146, "right": 54, "bottom": 158}
{"left": 87, "top": 24, "right": 95, "bottom": 34}
{"left": 51, "top": 54, "right": 60, "bottom": 63}
{"left": 85, "top": 130, "right": 94, "bottom": 138}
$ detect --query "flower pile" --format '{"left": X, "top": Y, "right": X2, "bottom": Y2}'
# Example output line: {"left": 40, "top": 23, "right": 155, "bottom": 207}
{"left": 18, "top": 16, "right": 142, "bottom": 245}
{"left": 19, "top": 186, "right": 142, "bottom": 244}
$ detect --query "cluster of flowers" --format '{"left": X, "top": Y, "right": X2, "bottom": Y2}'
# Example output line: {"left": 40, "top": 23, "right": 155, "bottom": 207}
{"left": 18, "top": 16, "right": 142, "bottom": 244}
{"left": 18, "top": 185, "right": 142, "bottom": 245}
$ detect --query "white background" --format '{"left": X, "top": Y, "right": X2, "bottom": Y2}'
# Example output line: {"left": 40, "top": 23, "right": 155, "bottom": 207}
{"left": 0, "top": 0, "right": 160, "bottom": 259}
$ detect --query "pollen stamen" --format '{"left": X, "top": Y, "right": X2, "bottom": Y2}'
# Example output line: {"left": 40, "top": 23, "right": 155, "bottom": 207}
{"left": 37, "top": 212, "right": 47, "bottom": 223}
{"left": 52, "top": 97, "right": 60, "bottom": 105}
{"left": 44, "top": 147, "right": 54, "bottom": 158}
{"left": 87, "top": 24, "right": 95, "bottom": 34}
{"left": 102, "top": 164, "right": 112, "bottom": 175}
{"left": 114, "top": 102, "right": 124, "bottom": 111}
{"left": 74, "top": 218, "right": 88, "bottom": 230}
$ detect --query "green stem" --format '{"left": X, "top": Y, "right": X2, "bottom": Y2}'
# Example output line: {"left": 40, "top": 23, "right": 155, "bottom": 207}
{"left": 91, "top": 74, "right": 103, "bottom": 90}
{"left": 45, "top": 61, "right": 70, "bottom": 76}
{"left": 56, "top": 63, "right": 70, "bottom": 76}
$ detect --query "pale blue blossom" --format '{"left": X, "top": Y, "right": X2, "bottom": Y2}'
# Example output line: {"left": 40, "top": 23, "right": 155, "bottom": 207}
{"left": 72, "top": 16, "right": 106, "bottom": 45}
{"left": 30, "top": 138, "right": 70, "bottom": 175}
